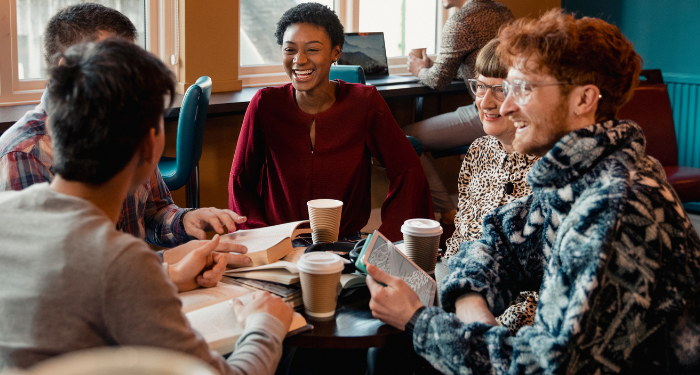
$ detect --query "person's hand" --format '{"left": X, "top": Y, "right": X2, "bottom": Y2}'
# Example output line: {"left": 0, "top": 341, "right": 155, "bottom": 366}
{"left": 182, "top": 208, "right": 247, "bottom": 240}
{"left": 195, "top": 251, "right": 228, "bottom": 288}
{"left": 168, "top": 235, "right": 228, "bottom": 292}
{"left": 454, "top": 292, "right": 498, "bottom": 326}
{"left": 407, "top": 51, "right": 432, "bottom": 77}
{"left": 231, "top": 291, "right": 294, "bottom": 331}
{"left": 163, "top": 239, "right": 250, "bottom": 267}
{"left": 366, "top": 264, "right": 424, "bottom": 330}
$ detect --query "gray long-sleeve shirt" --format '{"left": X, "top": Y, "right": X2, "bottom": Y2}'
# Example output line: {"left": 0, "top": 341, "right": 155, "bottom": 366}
{"left": 0, "top": 183, "right": 286, "bottom": 375}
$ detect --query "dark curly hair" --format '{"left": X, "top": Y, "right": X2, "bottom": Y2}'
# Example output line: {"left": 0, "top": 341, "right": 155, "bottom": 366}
{"left": 44, "top": 3, "right": 137, "bottom": 65}
{"left": 46, "top": 39, "right": 175, "bottom": 184}
{"left": 274, "top": 3, "right": 344, "bottom": 50}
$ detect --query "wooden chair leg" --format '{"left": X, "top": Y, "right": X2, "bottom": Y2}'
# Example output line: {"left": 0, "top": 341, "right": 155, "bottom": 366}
{"left": 185, "top": 164, "right": 200, "bottom": 208}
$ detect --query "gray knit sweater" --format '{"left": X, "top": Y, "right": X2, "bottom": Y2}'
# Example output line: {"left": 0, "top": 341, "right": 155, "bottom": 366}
{"left": 0, "top": 183, "right": 286, "bottom": 375}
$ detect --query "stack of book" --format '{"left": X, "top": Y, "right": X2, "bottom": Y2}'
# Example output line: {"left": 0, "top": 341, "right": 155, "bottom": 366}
{"left": 218, "top": 221, "right": 368, "bottom": 309}
{"left": 223, "top": 261, "right": 304, "bottom": 309}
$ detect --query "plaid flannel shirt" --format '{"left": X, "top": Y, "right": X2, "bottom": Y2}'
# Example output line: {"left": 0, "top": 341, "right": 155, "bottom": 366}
{"left": 0, "top": 93, "right": 191, "bottom": 248}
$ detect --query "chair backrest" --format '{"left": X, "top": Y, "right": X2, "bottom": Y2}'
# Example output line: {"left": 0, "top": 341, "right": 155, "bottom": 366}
{"left": 11, "top": 346, "right": 218, "bottom": 375}
{"left": 617, "top": 69, "right": 678, "bottom": 166}
{"left": 329, "top": 65, "right": 366, "bottom": 84}
{"left": 176, "top": 76, "right": 212, "bottom": 177}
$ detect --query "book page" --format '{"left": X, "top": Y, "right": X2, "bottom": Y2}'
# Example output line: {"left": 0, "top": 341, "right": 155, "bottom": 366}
{"left": 178, "top": 282, "right": 252, "bottom": 313}
{"left": 220, "top": 235, "right": 286, "bottom": 254}
{"left": 227, "top": 269, "right": 300, "bottom": 285}
{"left": 340, "top": 273, "right": 366, "bottom": 289}
{"left": 186, "top": 295, "right": 308, "bottom": 355}
{"left": 186, "top": 298, "right": 243, "bottom": 355}
{"left": 221, "top": 221, "right": 308, "bottom": 242}
{"left": 225, "top": 261, "right": 299, "bottom": 275}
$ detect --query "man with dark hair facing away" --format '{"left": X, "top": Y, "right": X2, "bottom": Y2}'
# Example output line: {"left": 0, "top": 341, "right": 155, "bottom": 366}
{"left": 366, "top": 10, "right": 700, "bottom": 374}
{"left": 0, "top": 38, "right": 294, "bottom": 375}
{"left": 0, "top": 3, "right": 252, "bottom": 270}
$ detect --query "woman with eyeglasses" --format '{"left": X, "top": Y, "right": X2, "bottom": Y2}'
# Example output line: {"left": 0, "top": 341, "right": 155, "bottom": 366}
{"left": 444, "top": 38, "right": 539, "bottom": 336}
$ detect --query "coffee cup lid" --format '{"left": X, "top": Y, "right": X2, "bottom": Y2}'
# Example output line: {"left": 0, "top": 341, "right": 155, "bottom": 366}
{"left": 297, "top": 252, "right": 344, "bottom": 275}
{"left": 307, "top": 199, "right": 343, "bottom": 209}
{"left": 401, "top": 219, "right": 443, "bottom": 237}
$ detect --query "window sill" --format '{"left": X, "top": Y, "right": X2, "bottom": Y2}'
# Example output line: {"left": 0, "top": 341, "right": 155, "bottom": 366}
{"left": 1, "top": 80, "right": 467, "bottom": 134}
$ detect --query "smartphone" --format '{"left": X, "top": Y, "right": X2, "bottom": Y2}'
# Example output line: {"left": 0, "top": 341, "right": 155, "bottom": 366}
{"left": 356, "top": 230, "right": 436, "bottom": 307}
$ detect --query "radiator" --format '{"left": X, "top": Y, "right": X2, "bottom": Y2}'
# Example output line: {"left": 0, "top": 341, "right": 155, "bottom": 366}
{"left": 665, "top": 73, "right": 700, "bottom": 168}
{"left": 665, "top": 73, "right": 700, "bottom": 210}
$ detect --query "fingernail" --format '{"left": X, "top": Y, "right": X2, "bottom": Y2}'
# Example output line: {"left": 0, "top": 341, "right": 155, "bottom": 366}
{"left": 244, "top": 257, "right": 251, "bottom": 264}
{"left": 239, "top": 216, "right": 247, "bottom": 222}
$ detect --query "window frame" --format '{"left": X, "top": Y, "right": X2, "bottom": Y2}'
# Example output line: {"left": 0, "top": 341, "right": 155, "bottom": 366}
{"left": 0, "top": 0, "right": 177, "bottom": 106}
{"left": 239, "top": 0, "right": 451, "bottom": 88}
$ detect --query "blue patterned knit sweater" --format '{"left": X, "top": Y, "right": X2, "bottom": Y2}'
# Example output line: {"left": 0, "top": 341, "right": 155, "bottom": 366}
{"left": 413, "top": 120, "right": 700, "bottom": 374}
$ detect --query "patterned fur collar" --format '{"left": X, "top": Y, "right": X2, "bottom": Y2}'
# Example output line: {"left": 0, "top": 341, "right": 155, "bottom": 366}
{"left": 528, "top": 120, "right": 643, "bottom": 189}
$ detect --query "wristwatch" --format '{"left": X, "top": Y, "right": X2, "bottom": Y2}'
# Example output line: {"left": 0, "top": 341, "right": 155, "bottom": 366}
{"left": 405, "top": 306, "right": 427, "bottom": 335}
{"left": 179, "top": 208, "right": 197, "bottom": 231}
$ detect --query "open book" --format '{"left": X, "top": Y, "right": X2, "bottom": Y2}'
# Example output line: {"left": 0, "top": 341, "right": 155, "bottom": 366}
{"left": 179, "top": 284, "right": 310, "bottom": 355}
{"left": 221, "top": 221, "right": 311, "bottom": 267}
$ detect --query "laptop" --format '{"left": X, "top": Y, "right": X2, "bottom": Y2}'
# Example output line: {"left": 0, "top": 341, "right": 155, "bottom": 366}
{"left": 338, "top": 32, "right": 421, "bottom": 86}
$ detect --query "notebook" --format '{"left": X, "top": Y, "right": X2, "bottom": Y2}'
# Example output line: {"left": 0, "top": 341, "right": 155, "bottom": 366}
{"left": 338, "top": 32, "right": 421, "bottom": 86}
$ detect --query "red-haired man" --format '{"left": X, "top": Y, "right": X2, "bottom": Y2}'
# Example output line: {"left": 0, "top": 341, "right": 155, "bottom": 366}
{"left": 368, "top": 10, "right": 700, "bottom": 374}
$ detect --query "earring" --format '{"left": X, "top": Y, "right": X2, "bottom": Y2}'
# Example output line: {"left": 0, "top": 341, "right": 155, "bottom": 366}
{"left": 575, "top": 111, "right": 580, "bottom": 118}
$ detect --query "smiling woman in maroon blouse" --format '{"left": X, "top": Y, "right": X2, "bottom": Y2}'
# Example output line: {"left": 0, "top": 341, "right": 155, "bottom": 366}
{"left": 228, "top": 3, "right": 432, "bottom": 242}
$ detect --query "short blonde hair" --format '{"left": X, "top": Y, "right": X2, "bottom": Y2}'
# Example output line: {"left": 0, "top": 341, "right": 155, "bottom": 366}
{"left": 474, "top": 38, "right": 508, "bottom": 79}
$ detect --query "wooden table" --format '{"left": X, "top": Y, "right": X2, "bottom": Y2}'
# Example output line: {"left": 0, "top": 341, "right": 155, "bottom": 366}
{"left": 284, "top": 288, "right": 405, "bottom": 349}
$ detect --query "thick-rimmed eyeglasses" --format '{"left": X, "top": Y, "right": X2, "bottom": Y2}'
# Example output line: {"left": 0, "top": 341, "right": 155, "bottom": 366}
{"left": 502, "top": 79, "right": 570, "bottom": 105}
{"left": 468, "top": 79, "right": 505, "bottom": 102}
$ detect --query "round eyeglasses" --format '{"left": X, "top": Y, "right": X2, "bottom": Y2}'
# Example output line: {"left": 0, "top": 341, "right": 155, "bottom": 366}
{"left": 502, "top": 79, "right": 570, "bottom": 105}
{"left": 468, "top": 79, "right": 505, "bottom": 102}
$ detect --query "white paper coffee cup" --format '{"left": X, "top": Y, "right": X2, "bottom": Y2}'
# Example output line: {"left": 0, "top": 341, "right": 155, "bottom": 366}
{"left": 307, "top": 199, "right": 343, "bottom": 244}
{"left": 410, "top": 48, "right": 426, "bottom": 59}
{"left": 297, "top": 252, "right": 344, "bottom": 318}
{"left": 401, "top": 219, "right": 442, "bottom": 273}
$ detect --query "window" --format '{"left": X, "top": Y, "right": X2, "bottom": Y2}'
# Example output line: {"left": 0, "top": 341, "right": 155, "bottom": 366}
{"left": 239, "top": 0, "right": 448, "bottom": 87}
{"left": 16, "top": 0, "right": 146, "bottom": 80}
{"left": 0, "top": 0, "right": 176, "bottom": 105}
{"left": 240, "top": 0, "right": 334, "bottom": 66}
{"left": 358, "top": 0, "right": 438, "bottom": 58}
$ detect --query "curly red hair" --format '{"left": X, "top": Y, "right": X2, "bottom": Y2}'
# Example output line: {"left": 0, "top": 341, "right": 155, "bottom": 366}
{"left": 497, "top": 9, "right": 642, "bottom": 122}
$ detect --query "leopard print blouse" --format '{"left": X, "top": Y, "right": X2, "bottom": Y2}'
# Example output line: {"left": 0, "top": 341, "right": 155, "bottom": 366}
{"left": 444, "top": 136, "right": 539, "bottom": 336}
{"left": 418, "top": 0, "right": 514, "bottom": 90}
{"left": 445, "top": 135, "right": 539, "bottom": 258}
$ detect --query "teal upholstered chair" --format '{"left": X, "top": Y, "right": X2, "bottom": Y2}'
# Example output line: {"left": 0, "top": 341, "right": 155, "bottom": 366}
{"left": 158, "top": 76, "right": 212, "bottom": 208}
{"left": 329, "top": 65, "right": 366, "bottom": 84}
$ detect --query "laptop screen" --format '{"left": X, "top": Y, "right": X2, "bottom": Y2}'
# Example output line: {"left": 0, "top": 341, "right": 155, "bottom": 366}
{"left": 338, "top": 32, "right": 389, "bottom": 78}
